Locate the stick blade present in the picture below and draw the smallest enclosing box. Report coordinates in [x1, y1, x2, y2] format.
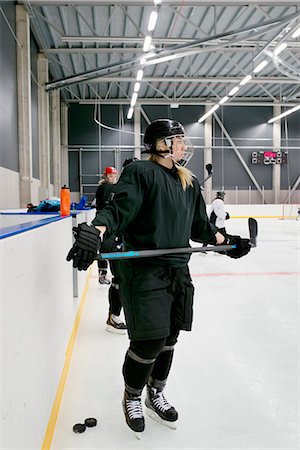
[248, 217, 258, 247]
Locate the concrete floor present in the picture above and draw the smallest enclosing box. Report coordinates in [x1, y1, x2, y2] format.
[51, 218, 300, 450]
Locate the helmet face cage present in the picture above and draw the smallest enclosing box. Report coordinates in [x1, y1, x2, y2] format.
[143, 119, 194, 167]
[163, 134, 194, 167]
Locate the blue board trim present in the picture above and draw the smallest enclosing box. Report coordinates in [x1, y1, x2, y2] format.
[0, 215, 70, 240]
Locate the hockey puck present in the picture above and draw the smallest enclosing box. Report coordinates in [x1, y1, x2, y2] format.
[84, 417, 97, 427]
[73, 423, 86, 433]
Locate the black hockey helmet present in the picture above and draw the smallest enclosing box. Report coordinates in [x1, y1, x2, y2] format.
[216, 191, 225, 200]
[143, 119, 193, 166]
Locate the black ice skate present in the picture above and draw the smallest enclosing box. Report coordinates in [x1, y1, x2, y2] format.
[122, 389, 145, 437]
[106, 313, 127, 334]
[145, 382, 178, 429]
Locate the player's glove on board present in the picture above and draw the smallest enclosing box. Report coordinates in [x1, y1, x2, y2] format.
[223, 234, 251, 259]
[66, 222, 101, 270]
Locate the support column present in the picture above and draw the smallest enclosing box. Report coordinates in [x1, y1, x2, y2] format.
[272, 104, 281, 204]
[134, 107, 141, 159]
[61, 102, 69, 187]
[50, 90, 61, 197]
[16, 5, 32, 207]
[37, 53, 50, 200]
[204, 105, 213, 204]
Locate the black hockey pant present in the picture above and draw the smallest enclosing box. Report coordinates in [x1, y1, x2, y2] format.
[108, 260, 122, 316]
[122, 328, 180, 394]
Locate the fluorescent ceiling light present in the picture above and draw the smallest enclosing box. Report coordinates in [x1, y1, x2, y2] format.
[134, 82, 141, 92]
[148, 11, 158, 32]
[253, 60, 268, 73]
[127, 107, 134, 120]
[198, 104, 220, 123]
[143, 35, 152, 52]
[144, 53, 178, 66]
[219, 96, 229, 105]
[130, 92, 138, 107]
[267, 104, 300, 123]
[136, 69, 144, 81]
[170, 103, 179, 109]
[292, 26, 300, 38]
[154, 0, 162, 5]
[274, 42, 287, 56]
[228, 86, 240, 96]
[240, 75, 252, 86]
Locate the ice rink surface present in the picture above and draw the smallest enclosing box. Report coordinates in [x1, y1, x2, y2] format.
[52, 218, 299, 450]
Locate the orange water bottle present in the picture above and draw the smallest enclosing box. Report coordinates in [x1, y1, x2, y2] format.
[60, 185, 70, 216]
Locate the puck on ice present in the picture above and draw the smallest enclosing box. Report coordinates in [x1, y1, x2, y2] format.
[73, 423, 86, 433]
[84, 417, 97, 427]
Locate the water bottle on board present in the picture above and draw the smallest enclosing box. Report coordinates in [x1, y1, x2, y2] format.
[60, 185, 70, 216]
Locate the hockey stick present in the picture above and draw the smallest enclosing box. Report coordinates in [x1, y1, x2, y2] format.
[97, 243, 236, 261]
[200, 163, 213, 185]
[248, 217, 258, 247]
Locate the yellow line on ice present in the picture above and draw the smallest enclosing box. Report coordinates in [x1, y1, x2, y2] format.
[41, 268, 91, 450]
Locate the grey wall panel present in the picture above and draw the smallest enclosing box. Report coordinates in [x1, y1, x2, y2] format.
[213, 107, 273, 190]
[68, 151, 79, 191]
[281, 149, 300, 190]
[68, 104, 99, 145]
[30, 35, 39, 179]
[0, 3, 18, 171]
[100, 105, 134, 147]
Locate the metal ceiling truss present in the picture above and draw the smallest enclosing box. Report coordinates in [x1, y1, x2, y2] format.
[21, 1, 300, 108]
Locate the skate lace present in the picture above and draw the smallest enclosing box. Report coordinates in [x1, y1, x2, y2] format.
[125, 398, 143, 420]
[152, 392, 171, 412]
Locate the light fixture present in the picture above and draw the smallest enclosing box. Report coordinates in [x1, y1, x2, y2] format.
[198, 104, 220, 123]
[292, 26, 300, 38]
[144, 53, 178, 66]
[136, 69, 144, 81]
[240, 75, 252, 86]
[127, 107, 134, 120]
[253, 60, 268, 73]
[170, 103, 179, 109]
[267, 104, 300, 123]
[134, 82, 141, 92]
[140, 57, 147, 65]
[154, 0, 162, 5]
[130, 92, 138, 107]
[143, 35, 152, 52]
[274, 42, 287, 56]
[147, 11, 158, 32]
[219, 96, 229, 105]
[228, 86, 240, 96]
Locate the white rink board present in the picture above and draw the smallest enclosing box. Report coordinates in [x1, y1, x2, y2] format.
[0, 217, 75, 449]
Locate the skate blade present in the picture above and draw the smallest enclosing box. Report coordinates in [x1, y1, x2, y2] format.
[146, 408, 177, 430]
[134, 431, 143, 440]
[105, 325, 126, 335]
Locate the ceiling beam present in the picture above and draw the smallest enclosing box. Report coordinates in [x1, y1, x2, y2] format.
[69, 98, 300, 106]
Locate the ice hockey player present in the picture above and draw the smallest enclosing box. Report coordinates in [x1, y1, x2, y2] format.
[209, 191, 230, 234]
[95, 166, 118, 284]
[66, 119, 251, 435]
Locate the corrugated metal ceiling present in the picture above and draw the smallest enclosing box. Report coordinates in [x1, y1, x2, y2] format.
[22, 1, 300, 106]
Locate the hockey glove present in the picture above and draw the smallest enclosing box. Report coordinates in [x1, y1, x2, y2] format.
[66, 222, 101, 270]
[223, 234, 251, 259]
[100, 234, 123, 253]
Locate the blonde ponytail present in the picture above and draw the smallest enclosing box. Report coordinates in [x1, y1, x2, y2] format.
[149, 154, 194, 190]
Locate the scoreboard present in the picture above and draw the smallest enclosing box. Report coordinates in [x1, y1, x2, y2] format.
[251, 151, 288, 165]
